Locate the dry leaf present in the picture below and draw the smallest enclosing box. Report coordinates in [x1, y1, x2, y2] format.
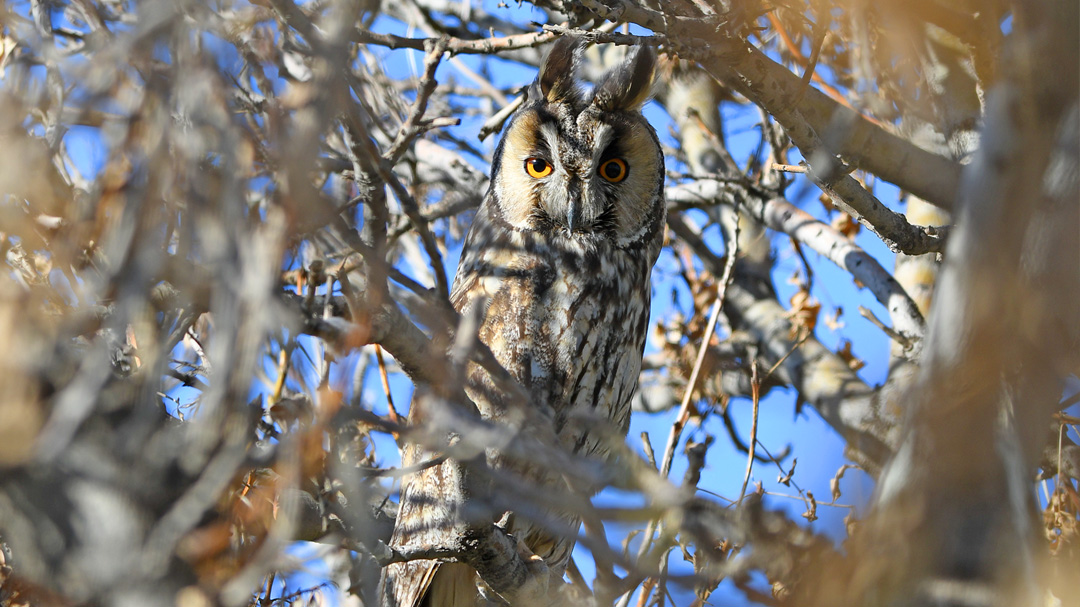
[831, 212, 860, 239]
[824, 306, 845, 331]
[836, 339, 865, 371]
[787, 286, 821, 339]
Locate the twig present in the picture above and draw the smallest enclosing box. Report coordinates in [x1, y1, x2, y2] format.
[772, 163, 807, 173]
[764, 10, 865, 122]
[541, 23, 662, 47]
[566, 558, 593, 598]
[762, 332, 812, 384]
[478, 94, 524, 141]
[790, 238, 814, 294]
[270, 347, 289, 406]
[343, 88, 451, 302]
[626, 218, 740, 604]
[641, 432, 658, 469]
[669, 180, 927, 349]
[262, 572, 276, 607]
[360, 454, 447, 478]
[341, 114, 391, 308]
[369, 140, 452, 301]
[720, 407, 788, 463]
[373, 542, 460, 567]
[738, 356, 761, 504]
[658, 221, 740, 479]
[786, 108, 950, 258]
[796, 12, 829, 102]
[761, 491, 854, 510]
[354, 26, 557, 55]
[375, 345, 401, 424]
[1057, 423, 1065, 491]
[385, 37, 452, 164]
[857, 305, 913, 349]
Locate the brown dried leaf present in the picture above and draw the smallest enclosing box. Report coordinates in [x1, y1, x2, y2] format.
[830, 464, 859, 502]
[787, 286, 821, 339]
[836, 339, 865, 371]
[819, 192, 835, 213]
[824, 306, 845, 331]
[778, 458, 798, 486]
[802, 491, 819, 522]
[831, 212, 860, 239]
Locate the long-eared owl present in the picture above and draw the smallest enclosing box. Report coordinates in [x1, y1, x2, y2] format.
[380, 37, 665, 607]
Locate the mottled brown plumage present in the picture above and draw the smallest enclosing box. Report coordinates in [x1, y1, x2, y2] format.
[381, 38, 664, 607]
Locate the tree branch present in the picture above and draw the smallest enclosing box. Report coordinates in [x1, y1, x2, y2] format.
[579, 0, 964, 210]
[668, 212, 897, 472]
[669, 181, 927, 352]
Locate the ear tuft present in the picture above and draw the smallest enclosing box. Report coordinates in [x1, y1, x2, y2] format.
[593, 44, 657, 111]
[536, 36, 583, 103]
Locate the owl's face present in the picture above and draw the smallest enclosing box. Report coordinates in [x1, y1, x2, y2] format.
[491, 38, 663, 247]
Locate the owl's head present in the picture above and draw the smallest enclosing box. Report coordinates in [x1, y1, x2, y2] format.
[491, 37, 664, 247]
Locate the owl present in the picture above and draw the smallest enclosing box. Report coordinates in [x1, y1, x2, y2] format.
[380, 37, 665, 607]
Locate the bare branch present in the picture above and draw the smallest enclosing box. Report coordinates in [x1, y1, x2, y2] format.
[668, 181, 927, 351]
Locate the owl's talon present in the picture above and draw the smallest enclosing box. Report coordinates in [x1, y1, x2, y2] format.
[504, 538, 548, 603]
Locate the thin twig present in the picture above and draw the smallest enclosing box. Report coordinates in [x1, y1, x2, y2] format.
[375, 345, 401, 425]
[658, 221, 740, 479]
[762, 10, 875, 123]
[270, 348, 289, 406]
[761, 491, 854, 510]
[790, 238, 815, 294]
[625, 219, 740, 605]
[720, 407, 788, 463]
[858, 305, 913, 349]
[360, 454, 447, 478]
[385, 37, 451, 165]
[478, 94, 524, 141]
[772, 163, 808, 173]
[354, 26, 557, 55]
[738, 355, 761, 504]
[762, 332, 812, 384]
[796, 12, 829, 101]
[541, 23, 662, 47]
[640, 432, 657, 469]
[262, 572, 276, 606]
[1058, 423, 1066, 491]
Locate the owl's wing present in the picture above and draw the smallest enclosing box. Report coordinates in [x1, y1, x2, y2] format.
[382, 197, 503, 607]
[380, 441, 479, 607]
[380, 554, 438, 607]
[384, 193, 548, 606]
[449, 192, 505, 311]
[380, 442, 437, 607]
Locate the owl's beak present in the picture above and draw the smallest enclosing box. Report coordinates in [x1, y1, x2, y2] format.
[566, 180, 584, 232]
[567, 199, 583, 232]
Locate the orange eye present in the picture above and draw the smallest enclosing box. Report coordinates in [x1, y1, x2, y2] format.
[525, 157, 553, 178]
[599, 158, 627, 183]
